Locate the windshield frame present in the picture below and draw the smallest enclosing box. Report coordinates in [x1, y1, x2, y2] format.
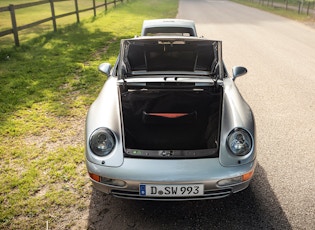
[117, 37, 224, 80]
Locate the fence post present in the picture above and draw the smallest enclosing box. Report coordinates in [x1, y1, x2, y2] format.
[114, 0, 117, 7]
[74, 0, 80, 23]
[306, 1, 310, 15]
[9, 4, 19, 46]
[93, 0, 96, 17]
[49, 0, 57, 32]
[105, 0, 108, 11]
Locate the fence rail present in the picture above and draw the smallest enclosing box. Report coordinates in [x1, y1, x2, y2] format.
[0, 0, 126, 46]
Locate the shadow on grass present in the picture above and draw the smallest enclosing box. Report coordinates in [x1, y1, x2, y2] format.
[0, 0, 179, 127]
[87, 163, 291, 229]
[0, 22, 121, 133]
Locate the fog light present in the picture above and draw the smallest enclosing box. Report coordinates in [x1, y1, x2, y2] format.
[217, 170, 254, 187]
[101, 177, 126, 187]
[217, 176, 242, 187]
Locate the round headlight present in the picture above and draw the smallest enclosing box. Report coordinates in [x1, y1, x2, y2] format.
[89, 128, 116, 156]
[227, 128, 252, 156]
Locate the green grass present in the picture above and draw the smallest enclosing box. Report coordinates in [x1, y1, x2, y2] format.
[0, 0, 178, 229]
[0, 0, 119, 46]
[233, 0, 315, 22]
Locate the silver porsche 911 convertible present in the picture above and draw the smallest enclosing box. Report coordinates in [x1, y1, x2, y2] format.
[85, 36, 256, 200]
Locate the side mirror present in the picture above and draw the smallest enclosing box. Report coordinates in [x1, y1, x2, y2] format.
[98, 63, 112, 76]
[232, 66, 247, 80]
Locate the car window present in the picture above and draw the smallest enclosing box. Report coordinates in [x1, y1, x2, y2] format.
[143, 27, 196, 37]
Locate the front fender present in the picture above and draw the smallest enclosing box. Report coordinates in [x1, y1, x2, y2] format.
[85, 77, 124, 167]
[219, 78, 256, 166]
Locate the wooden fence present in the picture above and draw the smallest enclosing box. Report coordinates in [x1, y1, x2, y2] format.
[0, 0, 127, 46]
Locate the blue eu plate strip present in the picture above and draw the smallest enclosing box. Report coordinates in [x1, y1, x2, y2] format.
[139, 184, 146, 196]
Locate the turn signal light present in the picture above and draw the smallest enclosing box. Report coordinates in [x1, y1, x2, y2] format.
[89, 172, 101, 182]
[242, 170, 254, 182]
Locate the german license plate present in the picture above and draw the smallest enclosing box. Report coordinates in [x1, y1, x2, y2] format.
[139, 184, 204, 197]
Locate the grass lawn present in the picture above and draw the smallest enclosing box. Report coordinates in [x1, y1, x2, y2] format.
[0, 0, 178, 229]
[0, 0, 119, 46]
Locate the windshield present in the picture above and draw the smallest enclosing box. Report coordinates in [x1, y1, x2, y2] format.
[143, 27, 195, 36]
[119, 38, 222, 78]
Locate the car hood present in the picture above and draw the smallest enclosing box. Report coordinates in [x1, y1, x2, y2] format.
[117, 37, 224, 80]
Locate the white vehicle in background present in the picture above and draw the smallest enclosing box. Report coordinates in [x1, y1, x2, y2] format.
[141, 19, 197, 37]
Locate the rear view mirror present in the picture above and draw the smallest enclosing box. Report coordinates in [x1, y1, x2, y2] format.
[232, 66, 247, 80]
[98, 63, 112, 76]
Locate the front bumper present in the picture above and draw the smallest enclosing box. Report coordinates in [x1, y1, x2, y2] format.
[86, 157, 256, 200]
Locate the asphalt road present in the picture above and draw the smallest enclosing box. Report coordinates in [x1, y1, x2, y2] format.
[85, 1, 315, 229]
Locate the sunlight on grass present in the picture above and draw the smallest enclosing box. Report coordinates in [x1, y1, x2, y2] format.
[0, 0, 116, 46]
[0, 0, 179, 228]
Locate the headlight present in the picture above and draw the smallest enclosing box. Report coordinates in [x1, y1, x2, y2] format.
[89, 128, 116, 156]
[227, 128, 252, 156]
